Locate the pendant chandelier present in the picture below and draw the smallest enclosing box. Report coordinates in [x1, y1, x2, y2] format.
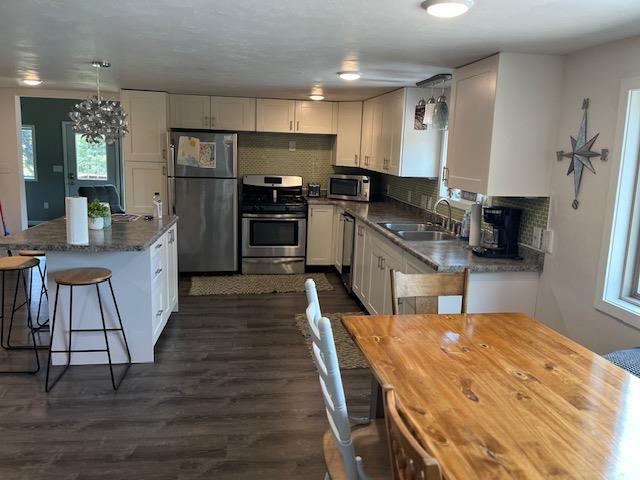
[69, 60, 128, 145]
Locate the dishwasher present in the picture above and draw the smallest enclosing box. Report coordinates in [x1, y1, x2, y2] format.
[340, 212, 356, 293]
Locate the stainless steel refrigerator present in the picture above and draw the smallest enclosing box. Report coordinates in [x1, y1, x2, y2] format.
[168, 131, 238, 272]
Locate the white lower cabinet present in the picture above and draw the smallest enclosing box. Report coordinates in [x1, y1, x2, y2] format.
[150, 226, 179, 344]
[306, 204, 336, 265]
[351, 222, 540, 317]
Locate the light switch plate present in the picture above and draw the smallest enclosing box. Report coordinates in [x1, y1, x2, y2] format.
[43, 202, 49, 209]
[288, 141, 296, 152]
[53, 165, 63, 173]
[532, 227, 543, 250]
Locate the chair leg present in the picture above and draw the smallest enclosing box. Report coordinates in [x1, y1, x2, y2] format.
[45, 284, 69, 392]
[97, 282, 129, 391]
[0, 269, 39, 375]
[35, 264, 49, 329]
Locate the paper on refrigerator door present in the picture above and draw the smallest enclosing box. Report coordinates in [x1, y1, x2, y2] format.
[199, 142, 216, 168]
[177, 136, 200, 167]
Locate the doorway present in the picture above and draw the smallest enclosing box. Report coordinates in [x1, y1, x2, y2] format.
[62, 122, 122, 197]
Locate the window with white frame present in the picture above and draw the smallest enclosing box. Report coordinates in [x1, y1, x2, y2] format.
[21, 125, 36, 181]
[596, 78, 640, 328]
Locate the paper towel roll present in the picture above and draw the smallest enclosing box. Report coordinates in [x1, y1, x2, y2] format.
[469, 203, 482, 247]
[65, 197, 89, 245]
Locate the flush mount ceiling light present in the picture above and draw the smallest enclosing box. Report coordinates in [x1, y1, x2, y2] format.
[421, 0, 474, 18]
[22, 79, 43, 86]
[69, 60, 129, 144]
[338, 71, 361, 81]
[309, 94, 325, 101]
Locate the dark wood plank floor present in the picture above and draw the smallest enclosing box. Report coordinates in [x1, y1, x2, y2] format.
[0, 272, 371, 479]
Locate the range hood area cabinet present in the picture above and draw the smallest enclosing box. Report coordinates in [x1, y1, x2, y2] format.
[169, 94, 256, 131]
[256, 99, 338, 134]
[446, 53, 564, 197]
[359, 88, 441, 178]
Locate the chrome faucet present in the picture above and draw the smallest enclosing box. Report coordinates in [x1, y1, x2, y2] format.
[433, 197, 452, 230]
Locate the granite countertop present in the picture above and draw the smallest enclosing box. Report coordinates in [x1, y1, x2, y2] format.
[307, 197, 543, 273]
[0, 216, 178, 253]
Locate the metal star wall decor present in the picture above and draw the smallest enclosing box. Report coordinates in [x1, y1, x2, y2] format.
[556, 98, 608, 209]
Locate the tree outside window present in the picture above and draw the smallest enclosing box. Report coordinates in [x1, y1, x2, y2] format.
[75, 134, 108, 180]
[21, 126, 36, 181]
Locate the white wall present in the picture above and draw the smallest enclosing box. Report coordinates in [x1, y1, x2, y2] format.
[536, 35, 640, 354]
[0, 88, 118, 233]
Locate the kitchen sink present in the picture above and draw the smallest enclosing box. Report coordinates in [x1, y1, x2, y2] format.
[378, 222, 438, 232]
[377, 222, 456, 241]
[396, 230, 456, 241]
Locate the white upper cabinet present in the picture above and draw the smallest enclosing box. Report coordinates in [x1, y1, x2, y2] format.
[210, 96, 256, 131]
[333, 101, 363, 167]
[169, 95, 210, 129]
[294, 101, 338, 134]
[361, 88, 440, 177]
[447, 52, 564, 196]
[121, 90, 168, 163]
[256, 99, 296, 133]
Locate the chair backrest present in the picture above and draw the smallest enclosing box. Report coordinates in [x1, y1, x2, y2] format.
[384, 387, 442, 480]
[78, 185, 125, 214]
[390, 269, 470, 315]
[305, 279, 359, 480]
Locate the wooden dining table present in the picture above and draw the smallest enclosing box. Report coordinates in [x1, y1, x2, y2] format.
[342, 312, 640, 479]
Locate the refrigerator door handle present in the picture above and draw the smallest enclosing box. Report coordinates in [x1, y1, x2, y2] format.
[168, 177, 176, 215]
[167, 132, 175, 178]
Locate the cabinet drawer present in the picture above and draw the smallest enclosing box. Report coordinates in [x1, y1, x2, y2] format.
[151, 272, 166, 329]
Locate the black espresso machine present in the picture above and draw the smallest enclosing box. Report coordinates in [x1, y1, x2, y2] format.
[472, 207, 522, 259]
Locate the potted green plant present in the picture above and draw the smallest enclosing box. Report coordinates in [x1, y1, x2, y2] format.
[87, 200, 109, 230]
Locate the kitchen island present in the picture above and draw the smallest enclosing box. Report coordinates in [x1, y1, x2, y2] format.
[0, 216, 178, 365]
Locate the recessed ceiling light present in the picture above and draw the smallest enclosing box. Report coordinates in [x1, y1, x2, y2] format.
[309, 94, 325, 101]
[22, 79, 43, 86]
[338, 71, 361, 81]
[421, 0, 474, 18]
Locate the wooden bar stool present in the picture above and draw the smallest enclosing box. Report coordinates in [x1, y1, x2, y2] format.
[45, 267, 131, 392]
[0, 256, 41, 374]
[18, 250, 48, 328]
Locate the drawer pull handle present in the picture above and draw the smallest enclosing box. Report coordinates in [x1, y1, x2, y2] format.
[155, 268, 163, 275]
[156, 309, 164, 317]
[155, 243, 163, 249]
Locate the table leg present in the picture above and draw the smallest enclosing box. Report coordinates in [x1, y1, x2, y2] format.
[369, 374, 384, 419]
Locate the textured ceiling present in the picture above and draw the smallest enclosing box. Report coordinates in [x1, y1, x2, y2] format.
[1, 0, 640, 100]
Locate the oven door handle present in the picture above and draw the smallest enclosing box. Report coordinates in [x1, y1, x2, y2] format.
[242, 213, 306, 219]
[242, 258, 304, 264]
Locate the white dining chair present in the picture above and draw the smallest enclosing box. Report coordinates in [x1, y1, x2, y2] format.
[304, 279, 390, 480]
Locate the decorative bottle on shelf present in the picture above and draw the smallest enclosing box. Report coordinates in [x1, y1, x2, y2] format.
[153, 192, 163, 219]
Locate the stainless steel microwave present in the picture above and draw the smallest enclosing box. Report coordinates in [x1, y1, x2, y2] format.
[327, 174, 371, 202]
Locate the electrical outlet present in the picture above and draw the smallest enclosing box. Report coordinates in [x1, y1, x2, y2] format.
[427, 196, 433, 210]
[43, 202, 49, 209]
[383, 184, 390, 195]
[407, 191, 412, 203]
[532, 227, 543, 249]
[543, 229, 555, 254]
[420, 194, 428, 210]
[288, 141, 296, 152]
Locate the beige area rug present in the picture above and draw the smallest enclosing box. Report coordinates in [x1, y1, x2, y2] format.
[189, 273, 333, 296]
[295, 312, 369, 370]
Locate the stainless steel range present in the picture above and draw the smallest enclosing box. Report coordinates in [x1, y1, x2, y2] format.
[241, 175, 307, 274]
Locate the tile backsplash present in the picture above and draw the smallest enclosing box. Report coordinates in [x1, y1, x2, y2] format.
[237, 133, 550, 249]
[238, 132, 335, 186]
[383, 176, 550, 248]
